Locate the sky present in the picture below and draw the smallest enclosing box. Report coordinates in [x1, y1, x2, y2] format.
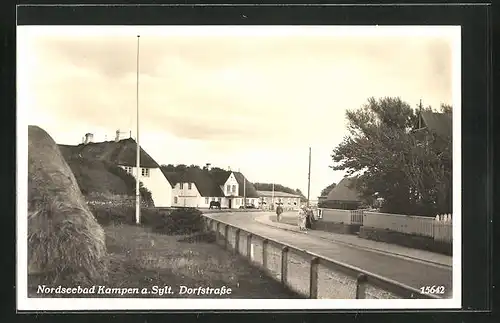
[17, 26, 458, 198]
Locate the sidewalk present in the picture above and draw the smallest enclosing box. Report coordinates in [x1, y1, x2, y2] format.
[255, 213, 452, 268]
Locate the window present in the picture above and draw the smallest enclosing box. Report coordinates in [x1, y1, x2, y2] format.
[226, 185, 231, 194]
[205, 197, 209, 204]
[232, 185, 236, 193]
[235, 199, 240, 205]
[174, 197, 178, 204]
[124, 166, 132, 174]
[217, 197, 221, 202]
[188, 183, 192, 190]
[141, 168, 150, 177]
[211, 197, 216, 201]
[180, 183, 184, 189]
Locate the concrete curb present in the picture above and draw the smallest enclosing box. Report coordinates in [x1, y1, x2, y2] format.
[255, 215, 452, 269]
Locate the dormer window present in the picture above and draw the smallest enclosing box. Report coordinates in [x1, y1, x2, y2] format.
[141, 168, 150, 177]
[180, 183, 184, 189]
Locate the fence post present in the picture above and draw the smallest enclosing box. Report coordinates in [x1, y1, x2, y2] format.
[262, 239, 269, 270]
[234, 229, 241, 254]
[309, 257, 319, 299]
[216, 222, 221, 245]
[355, 273, 368, 299]
[281, 246, 289, 285]
[224, 224, 229, 249]
[246, 234, 253, 260]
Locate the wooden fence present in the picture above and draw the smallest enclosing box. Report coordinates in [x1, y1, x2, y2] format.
[317, 208, 453, 243]
[202, 215, 440, 299]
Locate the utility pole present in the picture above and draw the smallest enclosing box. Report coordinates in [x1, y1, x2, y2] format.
[307, 147, 311, 207]
[243, 175, 246, 209]
[418, 99, 423, 129]
[135, 35, 141, 225]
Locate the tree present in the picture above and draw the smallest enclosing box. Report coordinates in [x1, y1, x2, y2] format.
[330, 96, 452, 216]
[320, 183, 337, 197]
[160, 164, 175, 172]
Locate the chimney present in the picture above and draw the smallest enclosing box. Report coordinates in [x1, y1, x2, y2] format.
[228, 166, 231, 171]
[205, 163, 211, 171]
[84, 133, 94, 145]
[115, 129, 120, 142]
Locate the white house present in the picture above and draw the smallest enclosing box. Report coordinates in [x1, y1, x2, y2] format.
[65, 131, 174, 207]
[163, 168, 259, 209]
[257, 190, 302, 211]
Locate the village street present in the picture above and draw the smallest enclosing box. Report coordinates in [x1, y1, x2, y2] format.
[206, 211, 453, 298]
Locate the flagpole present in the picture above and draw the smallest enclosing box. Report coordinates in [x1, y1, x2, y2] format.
[135, 35, 141, 225]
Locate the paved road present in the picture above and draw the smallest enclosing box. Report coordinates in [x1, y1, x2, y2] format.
[208, 212, 453, 298]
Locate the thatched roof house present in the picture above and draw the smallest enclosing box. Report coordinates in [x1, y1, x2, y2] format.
[59, 138, 159, 168]
[322, 177, 362, 210]
[420, 111, 452, 139]
[161, 168, 259, 198]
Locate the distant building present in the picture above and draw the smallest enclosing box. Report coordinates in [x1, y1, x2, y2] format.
[322, 177, 362, 210]
[256, 190, 301, 211]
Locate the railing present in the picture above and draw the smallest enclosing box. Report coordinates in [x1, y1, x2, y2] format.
[202, 215, 440, 299]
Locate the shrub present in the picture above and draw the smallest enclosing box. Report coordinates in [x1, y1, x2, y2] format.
[151, 208, 204, 235]
[89, 203, 171, 227]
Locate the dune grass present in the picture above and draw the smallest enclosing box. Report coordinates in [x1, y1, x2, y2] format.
[31, 223, 301, 299]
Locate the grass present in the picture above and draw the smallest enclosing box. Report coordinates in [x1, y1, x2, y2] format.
[30, 223, 301, 299]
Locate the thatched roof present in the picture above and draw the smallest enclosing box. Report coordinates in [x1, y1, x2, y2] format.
[234, 172, 260, 198]
[161, 168, 259, 198]
[420, 111, 452, 138]
[326, 177, 362, 202]
[58, 138, 159, 168]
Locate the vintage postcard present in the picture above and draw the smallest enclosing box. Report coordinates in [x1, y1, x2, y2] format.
[17, 24, 461, 310]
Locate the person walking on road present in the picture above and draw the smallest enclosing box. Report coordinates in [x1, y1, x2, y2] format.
[298, 205, 308, 232]
[276, 203, 284, 222]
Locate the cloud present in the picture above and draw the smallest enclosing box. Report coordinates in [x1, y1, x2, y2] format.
[18, 26, 456, 197]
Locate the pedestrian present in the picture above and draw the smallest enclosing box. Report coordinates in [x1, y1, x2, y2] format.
[276, 203, 284, 222]
[297, 205, 308, 232]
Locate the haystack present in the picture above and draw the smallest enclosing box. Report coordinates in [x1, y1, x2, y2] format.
[27, 125, 108, 288]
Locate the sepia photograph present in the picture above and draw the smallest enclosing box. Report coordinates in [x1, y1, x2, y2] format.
[17, 25, 461, 310]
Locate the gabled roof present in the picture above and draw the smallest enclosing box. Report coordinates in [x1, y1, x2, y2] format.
[162, 168, 260, 198]
[58, 138, 159, 168]
[233, 172, 259, 198]
[420, 111, 452, 138]
[257, 190, 301, 198]
[163, 168, 225, 197]
[326, 177, 362, 202]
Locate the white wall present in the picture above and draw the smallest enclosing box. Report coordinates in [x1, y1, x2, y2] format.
[171, 182, 202, 207]
[259, 196, 300, 210]
[120, 165, 172, 207]
[223, 172, 239, 197]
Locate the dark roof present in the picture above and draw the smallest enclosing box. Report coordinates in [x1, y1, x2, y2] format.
[163, 168, 225, 197]
[161, 171, 180, 189]
[58, 138, 159, 168]
[161, 168, 259, 198]
[233, 172, 259, 198]
[420, 111, 452, 138]
[326, 177, 362, 202]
